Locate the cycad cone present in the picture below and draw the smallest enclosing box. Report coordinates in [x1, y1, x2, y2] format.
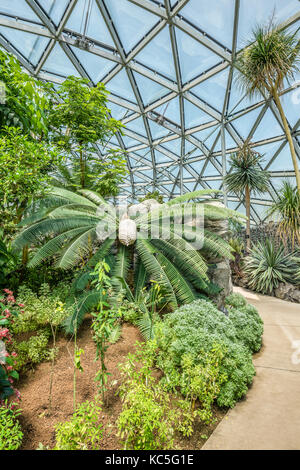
[118, 213, 137, 246]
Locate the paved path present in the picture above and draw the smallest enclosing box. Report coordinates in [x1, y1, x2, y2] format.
[202, 287, 300, 450]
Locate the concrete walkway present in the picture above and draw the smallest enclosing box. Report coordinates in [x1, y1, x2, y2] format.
[203, 287, 300, 450]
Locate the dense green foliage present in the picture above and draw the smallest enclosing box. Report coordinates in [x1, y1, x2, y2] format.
[10, 284, 71, 371]
[0, 405, 23, 450]
[243, 240, 300, 294]
[117, 342, 195, 449]
[155, 297, 262, 408]
[54, 399, 103, 450]
[48, 76, 126, 195]
[0, 127, 60, 234]
[14, 188, 242, 332]
[0, 48, 50, 136]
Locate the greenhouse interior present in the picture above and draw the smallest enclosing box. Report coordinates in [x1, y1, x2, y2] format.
[0, 0, 299, 453]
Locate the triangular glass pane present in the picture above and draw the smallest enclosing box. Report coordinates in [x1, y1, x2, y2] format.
[228, 70, 263, 114]
[253, 109, 284, 142]
[184, 99, 212, 129]
[190, 160, 205, 173]
[207, 179, 222, 190]
[175, 27, 221, 84]
[160, 138, 181, 155]
[238, 0, 300, 50]
[155, 151, 173, 164]
[181, 0, 234, 49]
[191, 68, 229, 110]
[251, 204, 268, 219]
[107, 101, 131, 121]
[43, 43, 81, 77]
[192, 125, 220, 147]
[231, 106, 263, 140]
[149, 120, 170, 140]
[281, 89, 300, 127]
[0, 27, 49, 66]
[136, 27, 176, 81]
[105, 0, 159, 53]
[154, 97, 181, 126]
[66, 0, 114, 47]
[124, 117, 146, 137]
[133, 71, 170, 106]
[0, 0, 41, 22]
[37, 0, 69, 26]
[106, 69, 137, 103]
[225, 130, 238, 149]
[203, 160, 220, 176]
[266, 142, 296, 172]
[122, 135, 142, 148]
[70, 46, 114, 83]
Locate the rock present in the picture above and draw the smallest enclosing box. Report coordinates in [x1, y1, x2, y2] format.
[209, 259, 233, 308]
[290, 288, 300, 303]
[274, 283, 294, 300]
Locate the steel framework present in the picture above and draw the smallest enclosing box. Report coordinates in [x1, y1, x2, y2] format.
[0, 0, 299, 223]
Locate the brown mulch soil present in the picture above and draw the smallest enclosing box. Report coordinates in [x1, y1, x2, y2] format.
[17, 319, 226, 450]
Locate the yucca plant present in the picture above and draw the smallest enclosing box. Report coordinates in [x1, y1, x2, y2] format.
[244, 239, 300, 294]
[13, 188, 243, 332]
[236, 21, 300, 191]
[224, 142, 271, 251]
[268, 180, 300, 249]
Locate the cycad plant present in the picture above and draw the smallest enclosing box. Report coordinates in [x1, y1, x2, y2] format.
[224, 142, 271, 251]
[14, 188, 243, 332]
[236, 21, 300, 191]
[268, 180, 300, 249]
[244, 239, 300, 294]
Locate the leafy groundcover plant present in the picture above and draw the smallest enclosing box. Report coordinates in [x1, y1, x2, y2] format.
[155, 294, 263, 408]
[0, 404, 23, 450]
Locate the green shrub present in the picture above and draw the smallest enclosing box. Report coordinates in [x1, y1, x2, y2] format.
[0, 405, 23, 450]
[225, 294, 264, 352]
[155, 298, 261, 408]
[10, 284, 71, 370]
[225, 293, 247, 309]
[54, 399, 103, 450]
[14, 330, 50, 370]
[117, 342, 194, 449]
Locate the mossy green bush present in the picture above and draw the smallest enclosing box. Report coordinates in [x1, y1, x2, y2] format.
[0, 406, 23, 450]
[155, 296, 263, 408]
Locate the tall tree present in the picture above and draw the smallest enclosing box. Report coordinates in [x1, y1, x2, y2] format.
[0, 127, 60, 237]
[0, 48, 51, 137]
[224, 142, 271, 252]
[236, 22, 300, 191]
[48, 76, 124, 191]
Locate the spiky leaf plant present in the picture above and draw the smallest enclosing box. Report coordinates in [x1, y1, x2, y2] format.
[243, 239, 300, 294]
[268, 180, 300, 249]
[236, 21, 300, 191]
[225, 142, 270, 251]
[14, 188, 243, 332]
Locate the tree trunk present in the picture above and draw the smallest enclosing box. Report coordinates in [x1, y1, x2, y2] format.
[245, 184, 251, 253]
[79, 146, 85, 189]
[272, 88, 300, 193]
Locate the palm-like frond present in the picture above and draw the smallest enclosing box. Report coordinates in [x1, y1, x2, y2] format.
[135, 238, 177, 309]
[64, 289, 101, 334]
[156, 252, 196, 304]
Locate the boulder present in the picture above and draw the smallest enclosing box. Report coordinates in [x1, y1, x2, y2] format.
[209, 259, 233, 308]
[274, 283, 294, 300]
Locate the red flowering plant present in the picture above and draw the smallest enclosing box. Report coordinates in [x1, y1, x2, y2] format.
[0, 289, 21, 404]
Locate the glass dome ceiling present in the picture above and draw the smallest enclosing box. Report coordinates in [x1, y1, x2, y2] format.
[0, 0, 299, 224]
